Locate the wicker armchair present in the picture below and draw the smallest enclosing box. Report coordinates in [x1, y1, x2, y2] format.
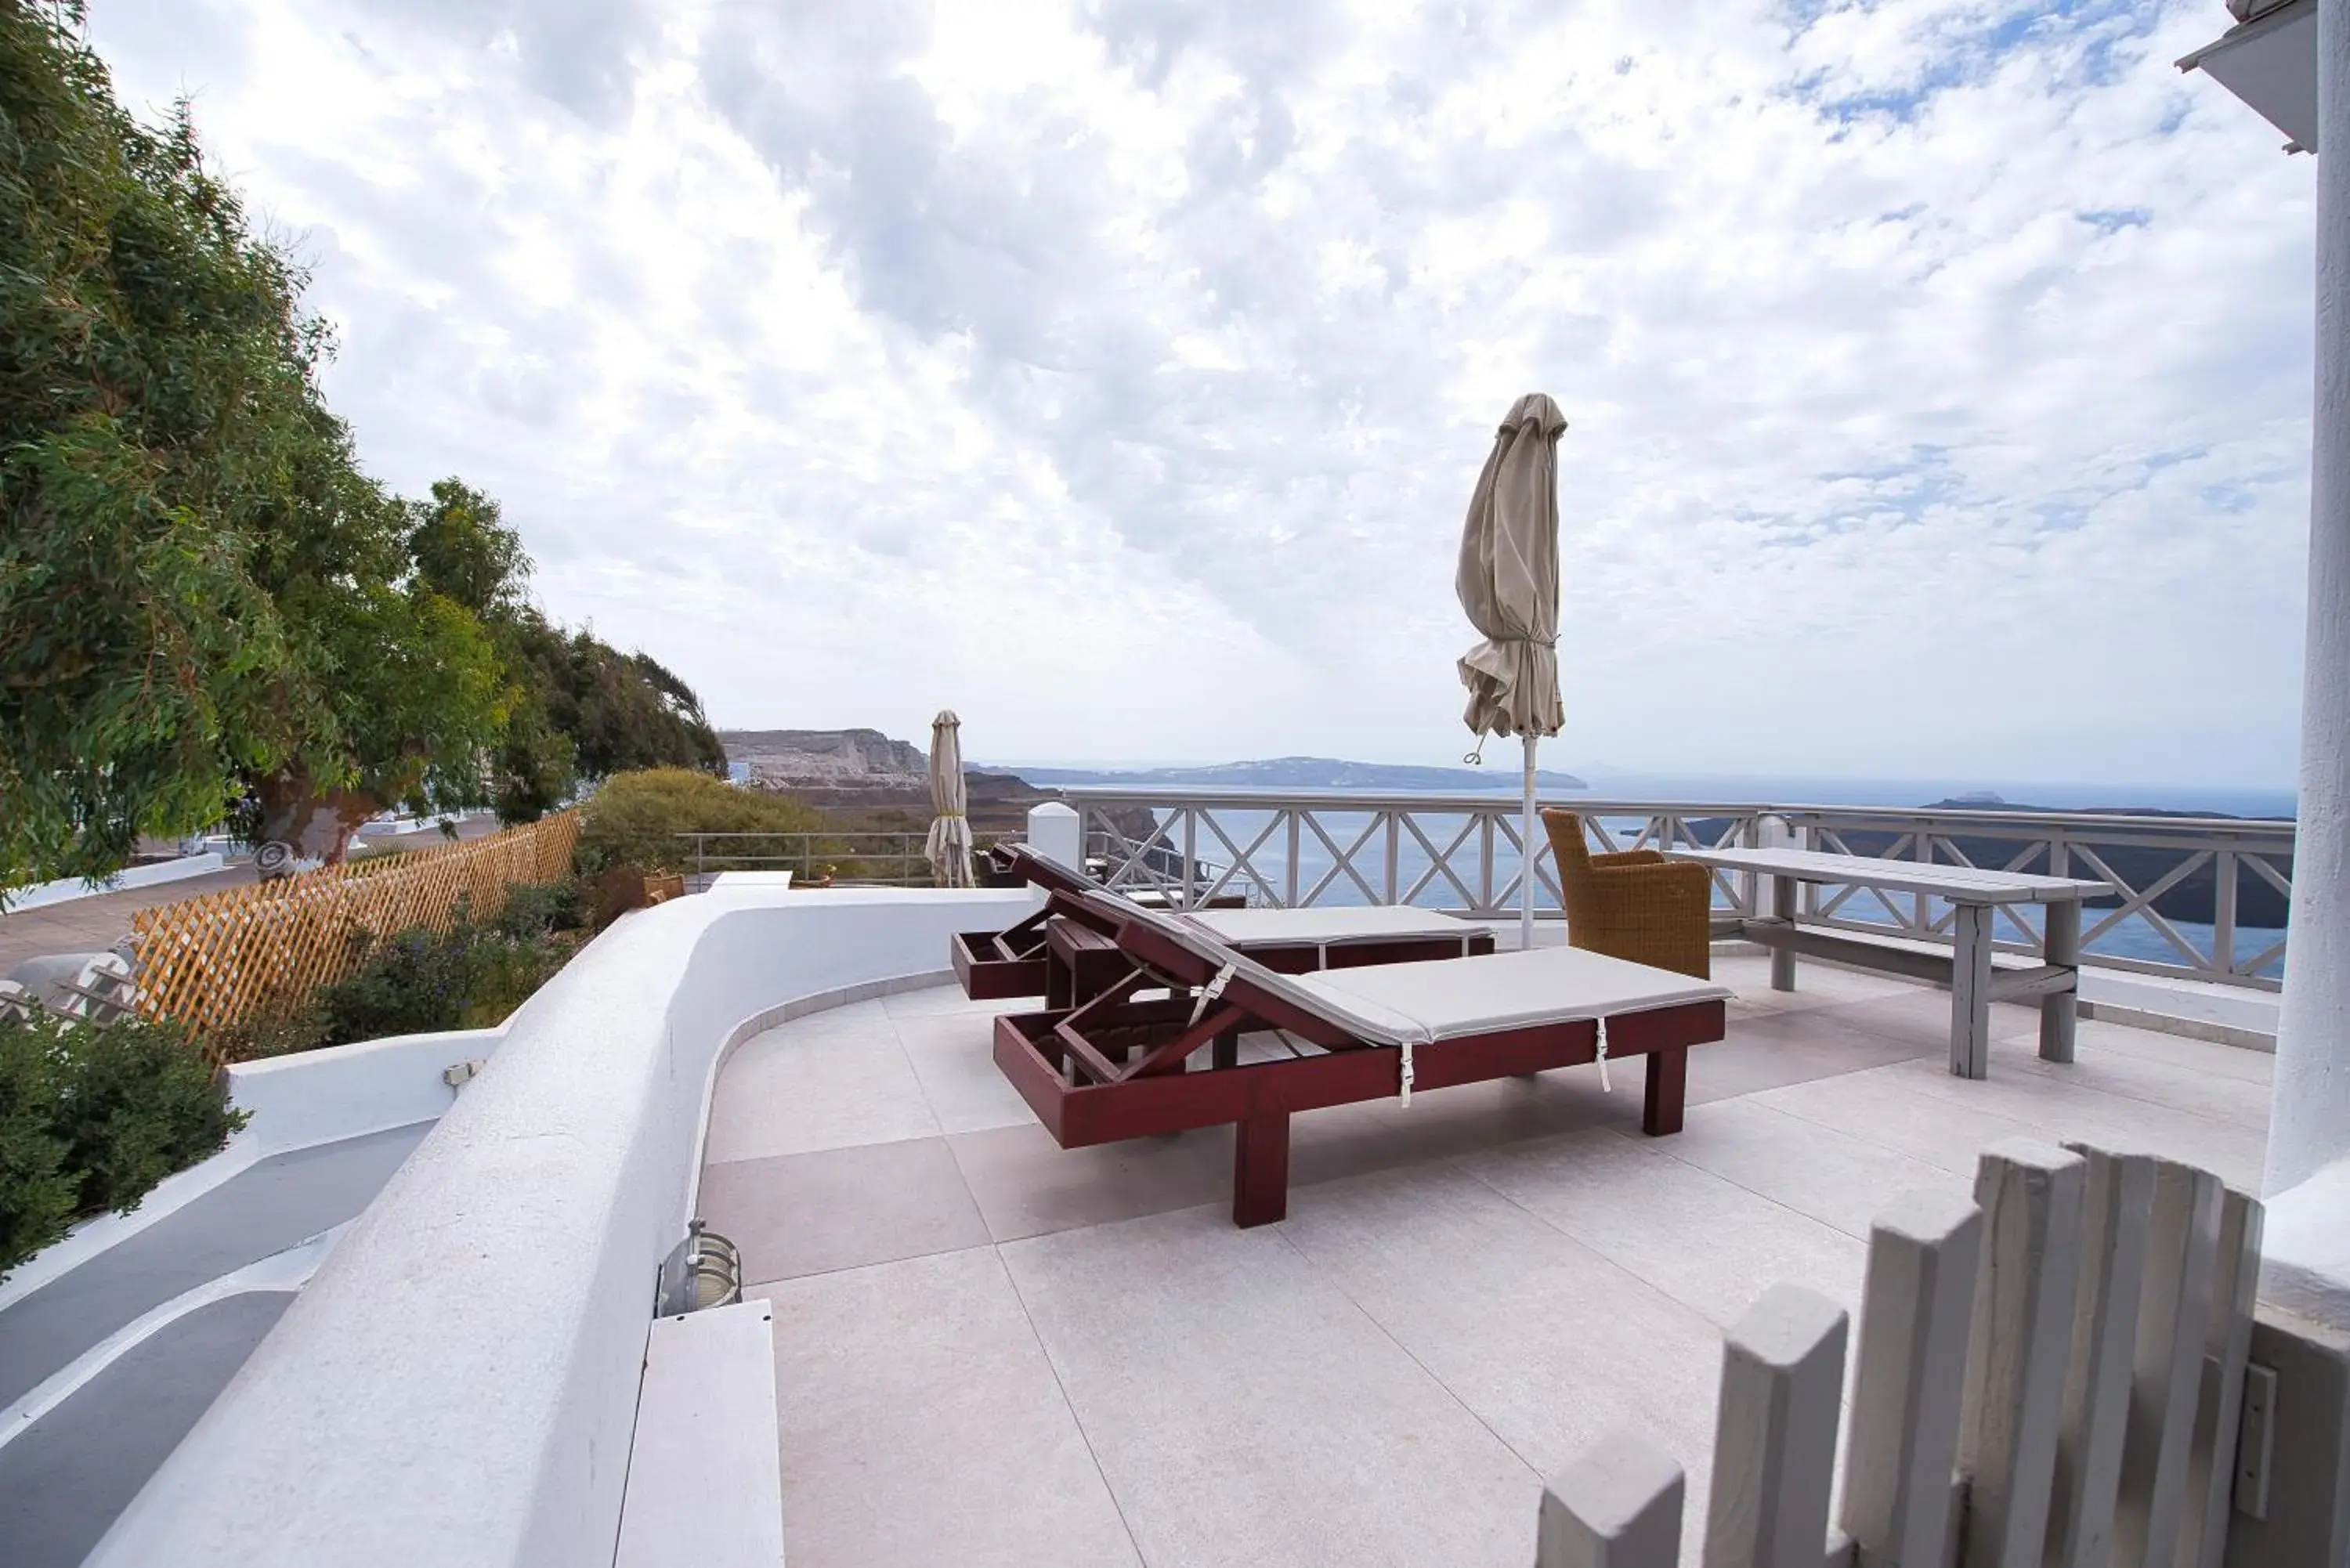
[1540, 809, 1714, 979]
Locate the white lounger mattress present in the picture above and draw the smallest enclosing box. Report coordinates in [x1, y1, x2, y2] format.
[1283, 945, 1730, 1046]
[1184, 905, 1493, 948]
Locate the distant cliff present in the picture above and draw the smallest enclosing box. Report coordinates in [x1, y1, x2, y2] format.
[717, 728, 1062, 837]
[719, 728, 927, 787]
[1009, 755, 1588, 792]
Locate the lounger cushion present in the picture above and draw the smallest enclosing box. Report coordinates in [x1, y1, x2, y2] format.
[1290, 945, 1730, 1046]
[1184, 906, 1495, 948]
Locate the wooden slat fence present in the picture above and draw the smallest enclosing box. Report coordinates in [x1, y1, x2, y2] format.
[1538, 1139, 2266, 1568]
[131, 811, 580, 1051]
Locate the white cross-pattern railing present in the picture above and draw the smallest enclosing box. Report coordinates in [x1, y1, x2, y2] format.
[1777, 807, 2294, 989]
[1536, 1142, 2266, 1568]
[1056, 790, 2295, 991]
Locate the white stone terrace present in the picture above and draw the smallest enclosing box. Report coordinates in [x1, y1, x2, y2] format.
[700, 952, 2269, 1568]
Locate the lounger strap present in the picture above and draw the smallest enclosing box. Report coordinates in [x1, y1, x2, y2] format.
[1188, 962, 1238, 1028]
[1398, 1040, 1415, 1107]
[1596, 1017, 1612, 1093]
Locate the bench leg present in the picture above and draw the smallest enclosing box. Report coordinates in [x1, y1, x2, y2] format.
[1770, 875, 1799, 992]
[2040, 900, 2081, 1064]
[1950, 903, 1994, 1080]
[1641, 1048, 1687, 1136]
[1233, 1111, 1291, 1227]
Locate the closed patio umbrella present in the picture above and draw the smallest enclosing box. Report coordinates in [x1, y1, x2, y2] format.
[1455, 392, 1567, 950]
[926, 710, 975, 889]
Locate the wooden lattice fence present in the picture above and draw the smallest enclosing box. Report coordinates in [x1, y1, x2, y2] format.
[132, 811, 580, 1048]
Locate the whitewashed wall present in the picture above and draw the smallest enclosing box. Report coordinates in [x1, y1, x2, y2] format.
[85, 883, 1031, 1568]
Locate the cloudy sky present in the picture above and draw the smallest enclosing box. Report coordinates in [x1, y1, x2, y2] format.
[91, 0, 2312, 789]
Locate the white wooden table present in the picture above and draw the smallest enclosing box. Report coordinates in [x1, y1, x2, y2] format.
[1665, 847, 2111, 1080]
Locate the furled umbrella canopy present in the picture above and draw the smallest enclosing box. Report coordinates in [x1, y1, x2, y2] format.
[926, 710, 975, 889]
[1456, 392, 1567, 743]
[1456, 392, 1567, 950]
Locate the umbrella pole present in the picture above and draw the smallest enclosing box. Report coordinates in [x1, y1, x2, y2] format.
[1522, 733, 1538, 951]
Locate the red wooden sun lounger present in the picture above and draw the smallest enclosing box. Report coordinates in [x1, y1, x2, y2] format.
[992, 891, 1730, 1227]
[951, 844, 1497, 1003]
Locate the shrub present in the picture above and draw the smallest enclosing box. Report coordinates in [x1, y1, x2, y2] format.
[309, 898, 582, 1046]
[0, 1025, 74, 1277]
[491, 876, 588, 941]
[47, 1015, 246, 1215]
[576, 768, 825, 876]
[205, 1002, 330, 1064]
[0, 1010, 246, 1281]
[206, 878, 585, 1063]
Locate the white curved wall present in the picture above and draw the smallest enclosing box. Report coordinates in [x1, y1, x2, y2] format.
[226, 1025, 504, 1152]
[88, 884, 1031, 1568]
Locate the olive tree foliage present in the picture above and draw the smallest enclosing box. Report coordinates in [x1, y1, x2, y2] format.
[0, 3, 504, 880]
[405, 479, 728, 827]
[0, 7, 725, 880]
[2, 2, 316, 886]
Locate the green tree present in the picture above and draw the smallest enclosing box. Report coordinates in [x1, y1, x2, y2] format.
[0, 9, 723, 876]
[402, 479, 725, 825]
[0, 5, 508, 880]
[0, 3, 320, 885]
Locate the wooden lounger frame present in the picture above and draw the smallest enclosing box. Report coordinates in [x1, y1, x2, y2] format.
[993, 901, 1726, 1227]
[952, 843, 1495, 1003]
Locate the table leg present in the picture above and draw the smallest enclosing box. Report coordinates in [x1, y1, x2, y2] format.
[1950, 903, 1994, 1081]
[1770, 874, 1799, 992]
[2040, 899, 2081, 1064]
[1232, 1111, 1290, 1227]
[1642, 1047, 1687, 1136]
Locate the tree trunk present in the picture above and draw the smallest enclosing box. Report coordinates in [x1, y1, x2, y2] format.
[251, 775, 383, 872]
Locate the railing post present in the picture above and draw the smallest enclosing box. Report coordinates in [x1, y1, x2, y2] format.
[1958, 1141, 2084, 1568]
[1182, 809, 1197, 912]
[2214, 847, 2239, 977]
[1284, 810, 1300, 908]
[1538, 1438, 1685, 1568]
[1384, 811, 1400, 905]
[1915, 829, 1934, 934]
[1703, 1283, 1846, 1568]
[1839, 1189, 1981, 1568]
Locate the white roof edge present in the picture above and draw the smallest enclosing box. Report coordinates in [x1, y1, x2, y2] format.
[2176, 0, 2314, 74]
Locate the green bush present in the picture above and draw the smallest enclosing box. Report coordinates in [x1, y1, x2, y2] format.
[310, 895, 581, 1046]
[47, 1015, 245, 1215]
[490, 876, 588, 940]
[0, 1025, 74, 1277]
[576, 768, 825, 876]
[0, 1011, 246, 1281]
[206, 879, 587, 1064]
[204, 1002, 330, 1064]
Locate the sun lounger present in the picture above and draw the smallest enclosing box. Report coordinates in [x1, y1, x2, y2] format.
[992, 891, 1730, 1227]
[952, 844, 1496, 1002]
[4, 952, 141, 1027]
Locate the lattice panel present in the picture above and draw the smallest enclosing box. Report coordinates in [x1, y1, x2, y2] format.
[132, 811, 580, 1058]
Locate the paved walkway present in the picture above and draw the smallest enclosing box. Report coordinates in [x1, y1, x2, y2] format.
[0, 865, 258, 975]
[0, 818, 508, 976]
[699, 955, 2270, 1568]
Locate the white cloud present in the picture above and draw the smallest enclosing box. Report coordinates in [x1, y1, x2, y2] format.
[89, 0, 2313, 789]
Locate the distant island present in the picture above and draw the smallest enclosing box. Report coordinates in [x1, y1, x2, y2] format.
[1004, 755, 1588, 793]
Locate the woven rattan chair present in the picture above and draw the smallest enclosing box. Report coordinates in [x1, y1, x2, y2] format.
[1541, 809, 1714, 980]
